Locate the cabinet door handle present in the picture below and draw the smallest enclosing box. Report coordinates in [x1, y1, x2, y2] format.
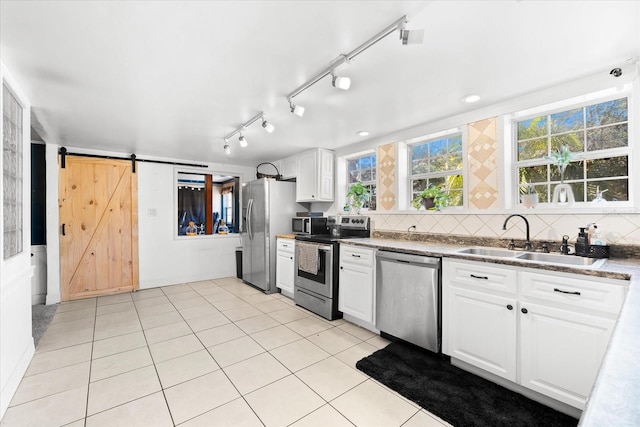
[506, 304, 513, 310]
[290, 257, 293, 260]
[62, 224, 66, 236]
[521, 308, 528, 314]
[470, 274, 488, 280]
[554, 288, 581, 296]
[340, 266, 343, 270]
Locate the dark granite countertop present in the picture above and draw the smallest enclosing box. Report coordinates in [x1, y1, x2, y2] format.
[340, 237, 638, 281]
[338, 236, 640, 426]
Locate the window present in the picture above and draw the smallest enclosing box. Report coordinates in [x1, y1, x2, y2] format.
[347, 153, 376, 210]
[409, 133, 464, 208]
[3, 83, 23, 259]
[515, 96, 629, 204]
[176, 171, 239, 236]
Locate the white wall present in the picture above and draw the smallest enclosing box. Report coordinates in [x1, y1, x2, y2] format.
[0, 62, 34, 419]
[137, 161, 253, 288]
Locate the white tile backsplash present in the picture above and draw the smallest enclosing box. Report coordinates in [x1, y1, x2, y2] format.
[372, 213, 640, 245]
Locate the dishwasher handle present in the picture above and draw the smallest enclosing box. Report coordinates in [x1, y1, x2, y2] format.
[376, 250, 440, 267]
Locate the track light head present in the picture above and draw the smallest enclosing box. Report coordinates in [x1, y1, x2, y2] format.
[262, 118, 275, 133]
[332, 74, 351, 90]
[239, 134, 248, 148]
[398, 21, 424, 45]
[290, 101, 305, 117]
[224, 143, 231, 155]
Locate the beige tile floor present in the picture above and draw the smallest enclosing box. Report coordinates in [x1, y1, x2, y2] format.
[1, 277, 450, 427]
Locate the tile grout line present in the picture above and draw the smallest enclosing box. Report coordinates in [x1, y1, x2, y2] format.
[136, 287, 178, 426]
[83, 296, 99, 424]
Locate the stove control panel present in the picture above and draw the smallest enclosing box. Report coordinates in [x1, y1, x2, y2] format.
[327, 215, 370, 230]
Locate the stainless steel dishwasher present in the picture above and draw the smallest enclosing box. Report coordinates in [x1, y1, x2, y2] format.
[375, 250, 441, 353]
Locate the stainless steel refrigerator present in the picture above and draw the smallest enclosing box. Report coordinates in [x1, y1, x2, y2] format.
[241, 179, 298, 294]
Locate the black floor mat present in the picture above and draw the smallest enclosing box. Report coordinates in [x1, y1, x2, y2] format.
[356, 342, 578, 427]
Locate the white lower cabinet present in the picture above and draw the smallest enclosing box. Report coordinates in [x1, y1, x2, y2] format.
[519, 301, 615, 408]
[276, 238, 295, 295]
[443, 258, 628, 410]
[447, 286, 517, 381]
[338, 245, 375, 324]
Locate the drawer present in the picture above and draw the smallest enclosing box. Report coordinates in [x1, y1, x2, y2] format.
[444, 259, 517, 295]
[520, 271, 627, 315]
[340, 245, 375, 267]
[277, 238, 295, 254]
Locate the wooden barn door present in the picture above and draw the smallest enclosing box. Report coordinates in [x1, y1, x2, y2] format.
[59, 157, 139, 301]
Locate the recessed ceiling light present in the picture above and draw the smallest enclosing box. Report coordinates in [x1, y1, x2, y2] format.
[356, 130, 370, 137]
[462, 94, 481, 103]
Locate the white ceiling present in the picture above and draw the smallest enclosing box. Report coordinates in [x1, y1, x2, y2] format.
[1, 1, 639, 166]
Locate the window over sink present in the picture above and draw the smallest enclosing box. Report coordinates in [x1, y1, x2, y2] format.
[511, 93, 631, 207]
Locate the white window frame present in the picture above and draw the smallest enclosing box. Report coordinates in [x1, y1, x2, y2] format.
[506, 86, 635, 210]
[1, 64, 30, 270]
[406, 127, 466, 210]
[345, 150, 377, 211]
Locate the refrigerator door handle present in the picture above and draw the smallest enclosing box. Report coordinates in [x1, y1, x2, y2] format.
[247, 198, 253, 240]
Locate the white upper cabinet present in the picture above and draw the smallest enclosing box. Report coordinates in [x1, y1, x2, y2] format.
[295, 148, 334, 202]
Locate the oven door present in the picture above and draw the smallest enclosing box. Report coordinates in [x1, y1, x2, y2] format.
[294, 242, 334, 298]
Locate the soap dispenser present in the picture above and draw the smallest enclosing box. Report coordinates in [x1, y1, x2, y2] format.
[575, 227, 588, 257]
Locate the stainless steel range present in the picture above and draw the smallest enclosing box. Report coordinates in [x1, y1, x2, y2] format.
[294, 216, 370, 320]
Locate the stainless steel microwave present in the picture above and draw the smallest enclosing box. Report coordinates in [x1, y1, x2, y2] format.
[292, 217, 328, 235]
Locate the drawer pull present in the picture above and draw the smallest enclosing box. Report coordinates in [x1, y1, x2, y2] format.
[351, 254, 361, 258]
[470, 274, 488, 280]
[554, 288, 581, 296]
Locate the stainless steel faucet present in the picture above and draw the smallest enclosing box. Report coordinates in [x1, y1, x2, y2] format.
[503, 214, 532, 251]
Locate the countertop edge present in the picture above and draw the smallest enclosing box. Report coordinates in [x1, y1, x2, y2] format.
[338, 237, 640, 425]
[339, 238, 635, 280]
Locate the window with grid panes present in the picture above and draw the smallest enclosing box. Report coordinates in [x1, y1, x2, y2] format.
[347, 153, 376, 210]
[3, 83, 24, 259]
[515, 97, 629, 204]
[409, 133, 464, 208]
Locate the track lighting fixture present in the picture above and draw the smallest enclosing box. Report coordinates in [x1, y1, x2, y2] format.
[398, 21, 425, 45]
[223, 111, 274, 153]
[332, 73, 351, 90]
[286, 15, 422, 111]
[289, 101, 305, 117]
[262, 118, 275, 133]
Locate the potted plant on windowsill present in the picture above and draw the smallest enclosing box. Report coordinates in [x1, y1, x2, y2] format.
[547, 145, 576, 205]
[412, 184, 451, 211]
[519, 180, 538, 208]
[345, 182, 370, 215]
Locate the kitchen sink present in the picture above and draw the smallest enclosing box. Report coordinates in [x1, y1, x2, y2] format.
[516, 252, 606, 267]
[457, 247, 520, 257]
